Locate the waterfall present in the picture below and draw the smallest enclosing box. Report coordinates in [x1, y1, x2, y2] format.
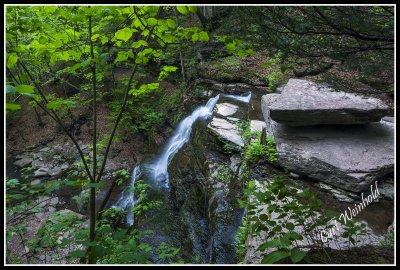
[113, 166, 141, 226]
[222, 91, 252, 103]
[114, 92, 252, 225]
[148, 94, 220, 188]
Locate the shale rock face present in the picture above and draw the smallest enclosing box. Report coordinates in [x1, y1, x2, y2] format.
[264, 79, 390, 126]
[261, 79, 394, 192]
[267, 119, 394, 192]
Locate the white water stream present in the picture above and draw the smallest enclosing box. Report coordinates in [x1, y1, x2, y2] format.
[114, 92, 252, 225]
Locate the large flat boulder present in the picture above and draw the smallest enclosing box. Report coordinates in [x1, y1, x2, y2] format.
[263, 79, 390, 126]
[265, 117, 394, 192]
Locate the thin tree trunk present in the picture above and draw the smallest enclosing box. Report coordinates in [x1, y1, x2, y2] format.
[96, 7, 163, 184]
[174, 8, 186, 82]
[88, 14, 97, 264]
[34, 107, 45, 127]
[261, 127, 267, 146]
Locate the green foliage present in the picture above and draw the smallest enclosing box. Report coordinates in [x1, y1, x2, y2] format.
[215, 35, 254, 57]
[131, 180, 162, 217]
[244, 132, 278, 164]
[7, 52, 18, 68]
[114, 169, 130, 185]
[114, 27, 134, 42]
[235, 215, 249, 263]
[378, 231, 394, 248]
[222, 143, 240, 155]
[338, 218, 368, 249]
[6, 102, 21, 111]
[157, 242, 183, 264]
[176, 6, 197, 15]
[158, 66, 178, 80]
[239, 175, 370, 264]
[260, 51, 292, 92]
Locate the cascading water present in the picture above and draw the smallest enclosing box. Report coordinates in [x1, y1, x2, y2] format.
[113, 166, 141, 225]
[222, 91, 252, 103]
[114, 91, 252, 225]
[148, 94, 220, 187]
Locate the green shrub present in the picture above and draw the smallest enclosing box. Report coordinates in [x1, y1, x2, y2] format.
[244, 134, 278, 164]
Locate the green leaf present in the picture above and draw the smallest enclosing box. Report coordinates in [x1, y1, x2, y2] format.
[47, 99, 76, 110]
[176, 6, 189, 15]
[44, 6, 57, 13]
[158, 66, 177, 80]
[199, 31, 209, 41]
[16, 85, 35, 94]
[7, 53, 18, 69]
[100, 36, 108, 45]
[8, 193, 24, 200]
[259, 214, 269, 221]
[288, 231, 303, 241]
[91, 33, 100, 41]
[257, 239, 281, 252]
[131, 40, 148, 49]
[262, 250, 290, 264]
[290, 248, 307, 263]
[114, 51, 134, 63]
[280, 234, 291, 247]
[286, 222, 295, 230]
[68, 250, 86, 258]
[226, 42, 236, 52]
[50, 52, 70, 64]
[191, 33, 199, 42]
[188, 6, 197, 13]
[6, 85, 16, 94]
[147, 18, 157, 26]
[115, 27, 133, 42]
[166, 19, 176, 28]
[38, 36, 48, 44]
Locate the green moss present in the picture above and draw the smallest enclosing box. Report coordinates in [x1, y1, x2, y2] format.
[212, 164, 232, 184]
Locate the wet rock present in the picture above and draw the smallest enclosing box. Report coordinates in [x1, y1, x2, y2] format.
[249, 120, 266, 133]
[38, 196, 59, 208]
[264, 117, 394, 193]
[262, 79, 390, 126]
[34, 167, 49, 177]
[31, 179, 42, 186]
[208, 117, 244, 147]
[379, 179, 394, 200]
[230, 156, 242, 175]
[289, 172, 300, 179]
[32, 159, 45, 169]
[318, 182, 360, 203]
[215, 103, 239, 117]
[39, 147, 51, 152]
[195, 78, 267, 95]
[226, 117, 240, 122]
[14, 157, 33, 168]
[48, 163, 69, 177]
[381, 116, 394, 128]
[15, 153, 33, 159]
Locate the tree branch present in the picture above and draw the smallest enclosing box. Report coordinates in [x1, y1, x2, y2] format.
[19, 61, 94, 182]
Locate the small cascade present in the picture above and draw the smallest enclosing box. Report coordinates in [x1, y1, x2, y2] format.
[114, 92, 252, 225]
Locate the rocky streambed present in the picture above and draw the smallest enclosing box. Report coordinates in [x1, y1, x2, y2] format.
[7, 78, 394, 264]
